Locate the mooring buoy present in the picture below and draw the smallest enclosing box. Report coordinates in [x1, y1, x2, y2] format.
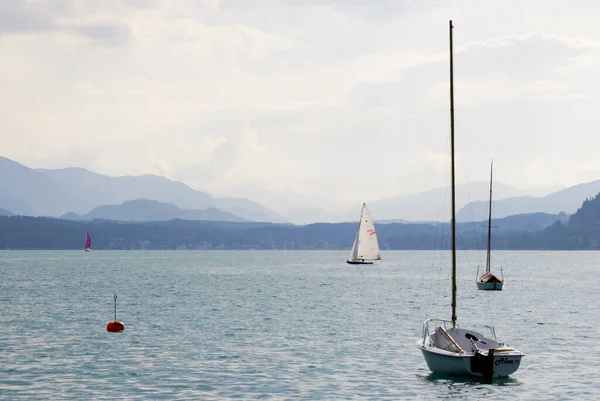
[107, 294, 125, 332]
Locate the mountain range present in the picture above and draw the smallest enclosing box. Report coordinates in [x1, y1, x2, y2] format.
[63, 199, 248, 222]
[0, 155, 598, 224]
[0, 209, 572, 250]
[456, 180, 600, 222]
[0, 156, 286, 222]
[275, 182, 593, 224]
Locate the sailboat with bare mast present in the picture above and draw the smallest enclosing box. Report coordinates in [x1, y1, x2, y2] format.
[476, 161, 504, 290]
[415, 21, 523, 379]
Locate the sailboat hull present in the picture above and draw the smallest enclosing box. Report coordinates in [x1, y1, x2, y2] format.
[346, 260, 374, 265]
[416, 341, 522, 378]
[476, 281, 502, 290]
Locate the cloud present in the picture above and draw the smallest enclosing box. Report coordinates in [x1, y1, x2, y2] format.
[0, 0, 131, 45]
[2, 0, 600, 212]
[0, 0, 55, 34]
[172, 123, 309, 194]
[457, 32, 597, 77]
[66, 23, 131, 46]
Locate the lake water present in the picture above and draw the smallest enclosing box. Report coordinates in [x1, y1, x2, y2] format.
[1, 250, 599, 400]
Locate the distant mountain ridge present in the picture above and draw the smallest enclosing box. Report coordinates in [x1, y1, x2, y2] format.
[280, 182, 532, 224]
[340, 181, 531, 223]
[64, 199, 248, 222]
[0, 157, 93, 216]
[0, 156, 286, 222]
[0, 209, 571, 250]
[457, 180, 600, 222]
[39, 166, 287, 222]
[568, 192, 600, 226]
[0, 208, 14, 216]
[2, 155, 599, 225]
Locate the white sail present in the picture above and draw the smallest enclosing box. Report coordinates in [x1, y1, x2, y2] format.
[348, 203, 380, 262]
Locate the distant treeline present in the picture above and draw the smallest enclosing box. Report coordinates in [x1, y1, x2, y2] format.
[0, 208, 598, 250]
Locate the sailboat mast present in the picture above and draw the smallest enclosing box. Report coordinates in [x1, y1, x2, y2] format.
[449, 20, 457, 329]
[486, 160, 493, 273]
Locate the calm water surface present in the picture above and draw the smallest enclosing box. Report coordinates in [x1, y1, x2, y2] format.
[1, 250, 599, 400]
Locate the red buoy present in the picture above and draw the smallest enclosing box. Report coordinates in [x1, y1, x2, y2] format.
[107, 294, 125, 332]
[107, 321, 125, 332]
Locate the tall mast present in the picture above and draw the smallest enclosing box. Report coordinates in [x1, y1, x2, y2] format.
[486, 160, 493, 273]
[449, 20, 457, 329]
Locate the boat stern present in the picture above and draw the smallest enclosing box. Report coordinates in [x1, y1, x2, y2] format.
[476, 281, 503, 290]
[486, 349, 524, 377]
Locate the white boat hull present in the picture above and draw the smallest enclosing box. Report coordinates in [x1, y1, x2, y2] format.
[416, 320, 523, 379]
[417, 341, 522, 378]
[476, 281, 502, 291]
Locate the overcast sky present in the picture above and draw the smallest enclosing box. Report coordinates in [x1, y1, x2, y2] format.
[2, 0, 600, 211]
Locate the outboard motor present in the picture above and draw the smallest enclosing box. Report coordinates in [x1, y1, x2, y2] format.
[471, 348, 495, 382]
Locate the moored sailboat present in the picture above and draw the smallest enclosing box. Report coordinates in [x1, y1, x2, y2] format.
[476, 160, 504, 290]
[415, 21, 523, 379]
[346, 203, 380, 264]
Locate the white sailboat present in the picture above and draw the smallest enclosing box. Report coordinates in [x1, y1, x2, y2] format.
[476, 161, 504, 290]
[346, 203, 380, 265]
[415, 21, 523, 379]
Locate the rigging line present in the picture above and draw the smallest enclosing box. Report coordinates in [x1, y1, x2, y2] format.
[424, 147, 451, 320]
[476, 284, 496, 331]
[430, 124, 453, 320]
[450, 103, 484, 269]
[457, 229, 476, 271]
[432, 151, 452, 319]
[432, 191, 451, 318]
[462, 173, 484, 268]
[424, 103, 456, 321]
[425, 201, 444, 319]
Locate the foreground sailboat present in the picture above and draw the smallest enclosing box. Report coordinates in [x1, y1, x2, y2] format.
[346, 203, 380, 264]
[476, 161, 504, 290]
[415, 21, 523, 379]
[85, 232, 92, 252]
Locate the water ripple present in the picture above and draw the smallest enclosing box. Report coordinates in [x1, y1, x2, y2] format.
[0, 250, 599, 399]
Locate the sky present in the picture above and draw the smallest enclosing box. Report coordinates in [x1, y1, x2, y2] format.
[2, 0, 600, 213]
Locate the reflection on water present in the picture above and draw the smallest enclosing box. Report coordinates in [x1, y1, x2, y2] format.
[416, 373, 522, 398]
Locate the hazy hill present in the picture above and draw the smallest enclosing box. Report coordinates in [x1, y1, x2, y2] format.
[457, 180, 600, 222]
[0, 208, 14, 216]
[332, 181, 528, 223]
[61, 212, 81, 220]
[220, 184, 339, 219]
[568, 192, 600, 225]
[210, 197, 286, 223]
[0, 198, 37, 216]
[39, 166, 286, 222]
[0, 210, 570, 250]
[76, 199, 248, 222]
[0, 156, 286, 222]
[39, 168, 213, 209]
[285, 206, 342, 224]
[467, 212, 569, 234]
[0, 157, 93, 215]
